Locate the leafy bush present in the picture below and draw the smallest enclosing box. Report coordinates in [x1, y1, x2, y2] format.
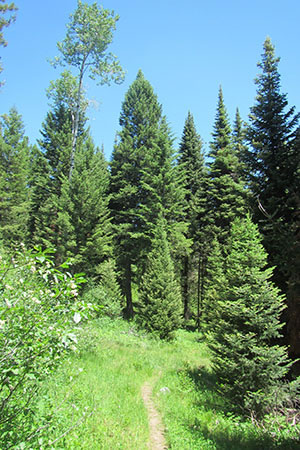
[0, 245, 94, 448]
[82, 259, 123, 318]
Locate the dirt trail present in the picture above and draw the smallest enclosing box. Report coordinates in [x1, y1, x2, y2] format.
[141, 381, 168, 450]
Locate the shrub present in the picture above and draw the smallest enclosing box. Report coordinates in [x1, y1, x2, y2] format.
[0, 245, 94, 447]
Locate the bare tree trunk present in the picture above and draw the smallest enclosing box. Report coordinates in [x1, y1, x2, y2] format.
[124, 260, 134, 319]
[69, 67, 84, 181]
[183, 256, 190, 320]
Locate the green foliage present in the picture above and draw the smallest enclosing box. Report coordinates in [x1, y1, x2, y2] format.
[110, 70, 187, 317]
[177, 111, 208, 322]
[206, 216, 294, 415]
[51, 0, 125, 179]
[0, 245, 94, 447]
[0, 107, 31, 245]
[82, 260, 123, 318]
[208, 87, 248, 247]
[0, 0, 17, 77]
[136, 217, 182, 340]
[30, 89, 112, 279]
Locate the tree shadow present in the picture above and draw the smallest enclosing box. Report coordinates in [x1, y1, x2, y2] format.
[185, 367, 299, 450]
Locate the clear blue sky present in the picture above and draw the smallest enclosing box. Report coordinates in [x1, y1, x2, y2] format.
[1, 0, 300, 160]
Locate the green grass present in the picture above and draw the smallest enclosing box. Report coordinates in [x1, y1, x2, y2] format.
[31, 318, 299, 449]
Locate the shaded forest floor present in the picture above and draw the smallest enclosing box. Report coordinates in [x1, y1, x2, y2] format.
[34, 318, 300, 449]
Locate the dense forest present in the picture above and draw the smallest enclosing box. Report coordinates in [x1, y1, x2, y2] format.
[0, 1, 299, 448]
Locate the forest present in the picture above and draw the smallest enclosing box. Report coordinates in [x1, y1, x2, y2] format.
[0, 1, 300, 448]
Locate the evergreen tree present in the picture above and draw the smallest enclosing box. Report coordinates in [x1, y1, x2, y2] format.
[177, 112, 207, 323]
[246, 37, 300, 368]
[65, 138, 113, 277]
[110, 70, 187, 318]
[0, 107, 31, 244]
[136, 215, 182, 339]
[207, 215, 291, 415]
[232, 108, 248, 183]
[208, 87, 247, 246]
[30, 78, 113, 279]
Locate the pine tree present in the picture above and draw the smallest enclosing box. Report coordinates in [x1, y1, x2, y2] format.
[208, 87, 247, 246]
[232, 108, 248, 183]
[30, 85, 113, 278]
[136, 215, 182, 339]
[247, 37, 300, 369]
[0, 107, 31, 245]
[177, 112, 207, 323]
[66, 137, 113, 277]
[110, 70, 187, 318]
[207, 215, 291, 415]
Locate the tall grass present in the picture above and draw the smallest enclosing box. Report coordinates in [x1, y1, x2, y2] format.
[31, 318, 299, 449]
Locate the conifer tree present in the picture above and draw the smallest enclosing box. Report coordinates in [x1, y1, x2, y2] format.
[247, 37, 300, 368]
[177, 112, 207, 322]
[110, 70, 187, 317]
[30, 77, 113, 279]
[136, 215, 182, 339]
[232, 108, 248, 182]
[207, 215, 291, 414]
[0, 107, 31, 244]
[208, 87, 247, 246]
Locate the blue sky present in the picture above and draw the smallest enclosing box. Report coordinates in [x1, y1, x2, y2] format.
[1, 0, 300, 160]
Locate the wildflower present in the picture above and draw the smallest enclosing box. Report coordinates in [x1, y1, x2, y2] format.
[0, 320, 5, 329]
[70, 281, 77, 290]
[19, 278, 24, 284]
[32, 297, 41, 304]
[30, 265, 36, 273]
[5, 285, 13, 290]
[71, 289, 78, 297]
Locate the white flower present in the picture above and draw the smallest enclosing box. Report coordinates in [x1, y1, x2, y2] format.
[71, 290, 78, 297]
[73, 312, 81, 324]
[0, 320, 5, 329]
[32, 297, 41, 304]
[30, 265, 36, 273]
[19, 278, 24, 284]
[70, 281, 77, 290]
[5, 285, 13, 290]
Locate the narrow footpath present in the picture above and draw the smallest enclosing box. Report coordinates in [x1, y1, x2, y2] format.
[141, 381, 168, 450]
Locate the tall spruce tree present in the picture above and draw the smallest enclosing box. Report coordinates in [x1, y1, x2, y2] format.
[30, 77, 113, 279]
[247, 37, 300, 369]
[208, 87, 247, 246]
[0, 107, 31, 245]
[207, 215, 291, 415]
[136, 215, 182, 339]
[177, 112, 207, 323]
[110, 70, 187, 318]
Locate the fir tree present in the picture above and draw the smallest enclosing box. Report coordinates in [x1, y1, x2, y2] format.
[110, 70, 187, 318]
[0, 107, 31, 245]
[247, 37, 300, 368]
[136, 215, 182, 339]
[208, 87, 247, 246]
[207, 215, 291, 415]
[177, 112, 207, 323]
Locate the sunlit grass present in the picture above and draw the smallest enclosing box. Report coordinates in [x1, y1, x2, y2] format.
[34, 318, 299, 449]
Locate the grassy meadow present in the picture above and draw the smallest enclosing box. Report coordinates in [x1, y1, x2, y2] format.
[31, 318, 299, 449]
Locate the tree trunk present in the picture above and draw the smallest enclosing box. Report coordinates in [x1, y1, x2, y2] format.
[124, 260, 134, 319]
[183, 256, 190, 320]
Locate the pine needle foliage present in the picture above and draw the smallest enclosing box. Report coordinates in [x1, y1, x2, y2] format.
[207, 215, 292, 415]
[136, 216, 182, 340]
